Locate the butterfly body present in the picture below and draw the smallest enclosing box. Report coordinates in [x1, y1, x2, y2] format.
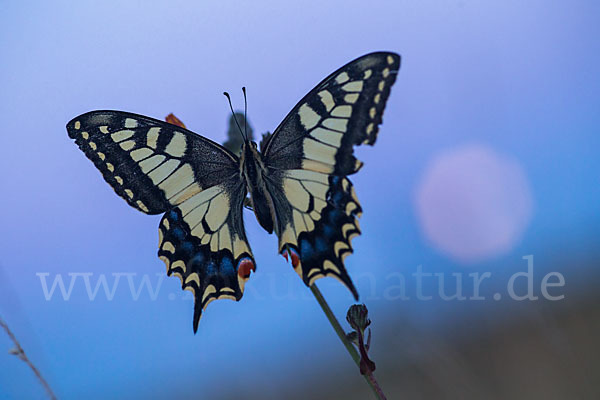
[67, 52, 401, 332]
[240, 141, 277, 234]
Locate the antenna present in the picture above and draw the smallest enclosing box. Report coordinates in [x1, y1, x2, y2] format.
[223, 91, 246, 141]
[242, 87, 248, 140]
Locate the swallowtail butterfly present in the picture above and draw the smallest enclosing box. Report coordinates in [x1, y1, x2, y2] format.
[67, 52, 401, 332]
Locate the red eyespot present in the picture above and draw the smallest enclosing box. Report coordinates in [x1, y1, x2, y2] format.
[237, 258, 255, 279]
[282, 247, 300, 268]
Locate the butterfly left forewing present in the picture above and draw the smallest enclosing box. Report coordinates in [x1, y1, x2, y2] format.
[67, 110, 239, 214]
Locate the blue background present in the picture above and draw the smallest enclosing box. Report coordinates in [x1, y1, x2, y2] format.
[1, 1, 599, 399]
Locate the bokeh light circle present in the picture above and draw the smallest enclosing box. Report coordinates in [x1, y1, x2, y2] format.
[415, 144, 533, 264]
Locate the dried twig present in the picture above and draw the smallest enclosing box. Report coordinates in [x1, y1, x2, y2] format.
[0, 316, 57, 400]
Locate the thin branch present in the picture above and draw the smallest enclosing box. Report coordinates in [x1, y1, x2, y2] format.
[309, 284, 387, 400]
[0, 316, 57, 400]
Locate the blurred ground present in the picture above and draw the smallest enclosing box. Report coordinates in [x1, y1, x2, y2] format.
[223, 274, 599, 399]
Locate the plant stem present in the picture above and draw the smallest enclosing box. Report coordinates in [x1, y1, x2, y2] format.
[309, 284, 387, 400]
[0, 316, 57, 400]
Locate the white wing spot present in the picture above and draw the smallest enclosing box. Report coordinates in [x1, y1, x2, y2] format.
[342, 81, 363, 92]
[284, 179, 311, 211]
[324, 260, 341, 274]
[387, 55, 394, 65]
[335, 72, 350, 84]
[148, 159, 180, 184]
[137, 200, 149, 212]
[115, 176, 124, 185]
[202, 284, 216, 302]
[147, 127, 161, 149]
[204, 192, 230, 231]
[334, 241, 350, 258]
[383, 68, 390, 78]
[125, 118, 138, 128]
[317, 90, 335, 112]
[369, 107, 376, 119]
[342, 223, 355, 237]
[172, 260, 186, 273]
[302, 139, 337, 165]
[378, 81, 385, 91]
[89, 142, 97, 151]
[374, 93, 381, 104]
[165, 131, 187, 157]
[311, 127, 343, 147]
[139, 154, 165, 173]
[99, 126, 109, 134]
[74, 121, 81, 130]
[363, 69, 372, 79]
[162, 241, 176, 254]
[111, 130, 134, 143]
[346, 201, 358, 215]
[331, 105, 352, 118]
[119, 140, 136, 151]
[322, 118, 348, 132]
[302, 159, 334, 174]
[159, 163, 196, 200]
[298, 104, 320, 130]
[82, 132, 89, 140]
[125, 189, 134, 199]
[344, 93, 359, 104]
[130, 147, 153, 162]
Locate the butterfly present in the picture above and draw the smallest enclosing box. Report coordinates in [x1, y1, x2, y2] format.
[67, 52, 401, 332]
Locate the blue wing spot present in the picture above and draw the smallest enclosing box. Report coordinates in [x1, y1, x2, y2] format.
[172, 227, 185, 240]
[332, 190, 344, 205]
[328, 209, 342, 224]
[323, 223, 335, 238]
[220, 257, 235, 275]
[180, 241, 195, 255]
[204, 261, 217, 277]
[300, 239, 314, 258]
[189, 252, 206, 268]
[315, 237, 328, 253]
[169, 210, 179, 221]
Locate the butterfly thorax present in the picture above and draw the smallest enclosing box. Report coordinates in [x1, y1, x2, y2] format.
[240, 141, 277, 234]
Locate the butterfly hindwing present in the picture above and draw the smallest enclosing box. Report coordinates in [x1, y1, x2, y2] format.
[157, 180, 255, 332]
[262, 52, 400, 297]
[66, 111, 239, 214]
[266, 170, 361, 298]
